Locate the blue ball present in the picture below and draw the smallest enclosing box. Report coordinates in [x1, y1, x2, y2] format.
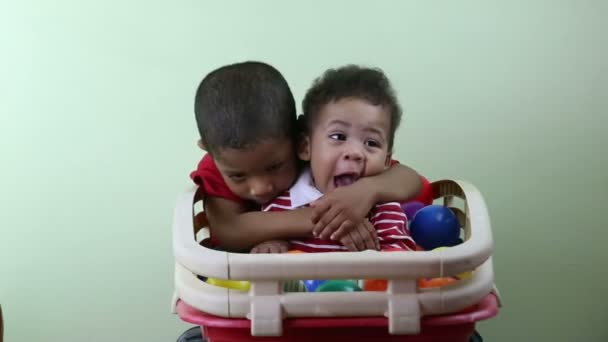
[303, 279, 327, 292]
[410, 205, 460, 250]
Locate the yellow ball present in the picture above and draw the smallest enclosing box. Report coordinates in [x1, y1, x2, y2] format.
[431, 247, 473, 280]
[207, 277, 251, 291]
[456, 271, 473, 280]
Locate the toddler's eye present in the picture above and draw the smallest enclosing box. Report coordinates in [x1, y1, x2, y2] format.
[366, 140, 381, 148]
[329, 133, 346, 141]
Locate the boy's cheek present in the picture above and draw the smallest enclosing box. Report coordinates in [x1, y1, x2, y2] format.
[282, 162, 299, 188]
[222, 178, 247, 199]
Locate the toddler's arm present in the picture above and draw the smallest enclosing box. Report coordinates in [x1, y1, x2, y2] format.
[371, 202, 417, 251]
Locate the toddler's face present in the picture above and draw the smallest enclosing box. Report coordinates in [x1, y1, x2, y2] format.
[300, 97, 391, 193]
[214, 138, 298, 204]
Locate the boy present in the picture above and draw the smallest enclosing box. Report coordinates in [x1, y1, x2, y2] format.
[190, 61, 426, 252]
[252, 65, 417, 253]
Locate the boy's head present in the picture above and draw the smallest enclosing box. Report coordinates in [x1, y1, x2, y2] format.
[299, 65, 402, 193]
[195, 61, 299, 204]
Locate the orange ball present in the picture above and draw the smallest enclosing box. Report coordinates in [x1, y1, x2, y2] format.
[418, 277, 458, 288]
[363, 279, 388, 291]
[287, 250, 305, 254]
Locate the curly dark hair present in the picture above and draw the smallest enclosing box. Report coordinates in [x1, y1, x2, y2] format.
[301, 65, 402, 152]
[194, 61, 297, 155]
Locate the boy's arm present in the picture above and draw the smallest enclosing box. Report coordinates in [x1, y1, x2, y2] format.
[204, 197, 314, 252]
[311, 163, 422, 240]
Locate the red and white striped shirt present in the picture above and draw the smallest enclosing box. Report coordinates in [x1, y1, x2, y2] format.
[262, 169, 417, 252]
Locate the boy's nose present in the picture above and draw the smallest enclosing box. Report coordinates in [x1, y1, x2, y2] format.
[250, 181, 273, 198]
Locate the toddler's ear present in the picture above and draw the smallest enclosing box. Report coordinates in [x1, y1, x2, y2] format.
[298, 135, 311, 161]
[197, 139, 207, 151]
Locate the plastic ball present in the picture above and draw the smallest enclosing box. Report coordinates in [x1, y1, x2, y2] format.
[401, 201, 426, 221]
[431, 247, 471, 279]
[410, 205, 460, 250]
[206, 278, 251, 291]
[287, 250, 306, 254]
[418, 277, 458, 288]
[316, 280, 362, 292]
[303, 279, 327, 292]
[363, 279, 388, 291]
[456, 271, 473, 280]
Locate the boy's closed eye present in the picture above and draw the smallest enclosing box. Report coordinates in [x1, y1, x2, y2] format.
[228, 173, 246, 183]
[266, 162, 284, 172]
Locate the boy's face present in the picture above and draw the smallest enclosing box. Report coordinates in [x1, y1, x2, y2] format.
[213, 138, 298, 205]
[299, 97, 392, 193]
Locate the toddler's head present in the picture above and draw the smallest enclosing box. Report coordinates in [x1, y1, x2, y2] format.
[299, 65, 402, 193]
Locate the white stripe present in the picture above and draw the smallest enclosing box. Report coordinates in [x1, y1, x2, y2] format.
[386, 235, 415, 241]
[377, 227, 403, 234]
[391, 243, 414, 251]
[373, 219, 405, 225]
[275, 196, 291, 201]
[289, 240, 348, 250]
[370, 211, 406, 220]
[263, 203, 294, 211]
[375, 202, 402, 209]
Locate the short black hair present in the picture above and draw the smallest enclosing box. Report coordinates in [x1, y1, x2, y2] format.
[194, 61, 297, 155]
[301, 65, 402, 152]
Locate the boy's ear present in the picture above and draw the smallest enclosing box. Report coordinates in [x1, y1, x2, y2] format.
[298, 135, 311, 161]
[197, 139, 207, 151]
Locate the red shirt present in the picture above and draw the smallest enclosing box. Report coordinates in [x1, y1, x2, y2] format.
[190, 154, 244, 203]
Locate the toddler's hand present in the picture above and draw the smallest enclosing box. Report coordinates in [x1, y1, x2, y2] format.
[250, 240, 290, 254]
[339, 219, 380, 252]
[310, 180, 375, 240]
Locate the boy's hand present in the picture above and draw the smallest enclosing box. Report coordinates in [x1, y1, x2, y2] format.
[339, 219, 380, 251]
[251, 240, 291, 254]
[194, 212, 209, 230]
[310, 178, 376, 240]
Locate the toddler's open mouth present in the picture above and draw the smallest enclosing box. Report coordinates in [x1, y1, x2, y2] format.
[333, 172, 360, 188]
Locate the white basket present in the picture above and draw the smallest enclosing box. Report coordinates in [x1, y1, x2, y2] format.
[172, 180, 496, 337]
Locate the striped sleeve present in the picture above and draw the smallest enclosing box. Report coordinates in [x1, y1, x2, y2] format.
[261, 193, 346, 252]
[262, 192, 293, 212]
[370, 202, 417, 251]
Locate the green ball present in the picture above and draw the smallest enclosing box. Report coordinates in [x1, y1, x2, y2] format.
[315, 280, 362, 292]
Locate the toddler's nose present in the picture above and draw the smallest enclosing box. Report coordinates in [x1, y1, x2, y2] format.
[343, 144, 364, 162]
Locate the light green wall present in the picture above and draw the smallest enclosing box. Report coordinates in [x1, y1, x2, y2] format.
[1, 1, 606, 341]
